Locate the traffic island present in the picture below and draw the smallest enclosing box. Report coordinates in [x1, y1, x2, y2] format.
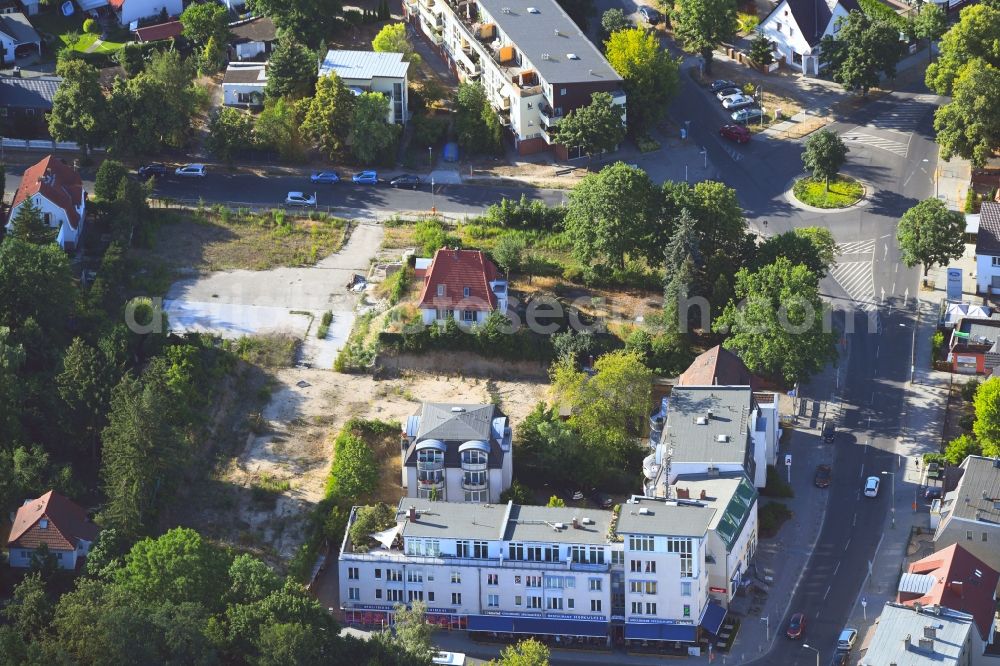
[792, 175, 865, 209]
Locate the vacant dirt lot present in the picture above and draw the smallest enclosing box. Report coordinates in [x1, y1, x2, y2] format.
[216, 369, 548, 560]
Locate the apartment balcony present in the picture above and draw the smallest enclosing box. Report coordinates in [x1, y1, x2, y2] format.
[418, 477, 445, 492]
[461, 460, 488, 472]
[417, 460, 444, 472]
[462, 477, 488, 491]
[538, 104, 562, 128]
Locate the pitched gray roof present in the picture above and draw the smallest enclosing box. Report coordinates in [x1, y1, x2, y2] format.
[223, 63, 267, 85]
[946, 455, 1000, 523]
[0, 13, 40, 45]
[976, 203, 1000, 256]
[478, 0, 621, 85]
[415, 403, 497, 441]
[229, 15, 276, 43]
[0, 75, 60, 109]
[858, 603, 973, 666]
[616, 497, 715, 538]
[319, 50, 410, 81]
[665, 387, 753, 464]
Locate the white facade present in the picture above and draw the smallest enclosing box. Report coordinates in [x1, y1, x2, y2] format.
[758, 0, 852, 76]
[5, 191, 84, 251]
[420, 279, 508, 326]
[975, 253, 1000, 295]
[222, 63, 266, 108]
[8, 538, 92, 570]
[318, 50, 409, 124]
[114, 0, 183, 26]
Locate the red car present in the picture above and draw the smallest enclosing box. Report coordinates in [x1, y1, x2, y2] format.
[814, 464, 832, 488]
[786, 612, 806, 639]
[720, 124, 751, 144]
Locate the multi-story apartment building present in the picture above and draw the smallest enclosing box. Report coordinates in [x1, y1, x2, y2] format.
[932, 456, 1000, 572]
[401, 403, 513, 503]
[404, 0, 625, 156]
[339, 496, 730, 644]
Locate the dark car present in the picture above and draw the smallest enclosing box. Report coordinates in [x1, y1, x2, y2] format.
[709, 79, 737, 92]
[822, 421, 836, 443]
[137, 163, 169, 178]
[786, 612, 806, 639]
[590, 490, 614, 508]
[814, 464, 832, 488]
[720, 124, 751, 144]
[390, 174, 422, 189]
[924, 486, 943, 501]
[638, 6, 661, 24]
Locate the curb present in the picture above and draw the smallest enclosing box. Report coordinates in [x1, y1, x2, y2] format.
[783, 175, 869, 214]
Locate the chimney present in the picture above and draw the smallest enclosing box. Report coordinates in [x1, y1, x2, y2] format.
[572, 518, 579, 529]
[914, 601, 923, 613]
[918, 637, 934, 651]
[903, 633, 912, 650]
[707, 409, 714, 420]
[707, 466, 720, 478]
[676, 487, 690, 499]
[949, 580, 963, 597]
[408, 506, 417, 522]
[923, 624, 937, 640]
[700, 489, 708, 500]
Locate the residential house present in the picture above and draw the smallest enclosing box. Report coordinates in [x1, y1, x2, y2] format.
[932, 456, 1000, 573]
[405, 0, 625, 156]
[0, 12, 40, 63]
[318, 50, 409, 124]
[676, 345, 764, 390]
[858, 603, 980, 666]
[671, 473, 758, 607]
[228, 15, 276, 61]
[133, 19, 182, 43]
[898, 544, 999, 658]
[0, 74, 59, 137]
[758, 0, 861, 76]
[975, 203, 1000, 295]
[222, 62, 266, 109]
[108, 0, 183, 27]
[417, 248, 508, 326]
[401, 402, 512, 503]
[5, 154, 86, 251]
[7, 490, 99, 570]
[947, 316, 1000, 375]
[338, 495, 728, 644]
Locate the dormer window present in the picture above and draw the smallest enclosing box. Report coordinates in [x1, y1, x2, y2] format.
[437, 284, 446, 296]
[464, 287, 471, 297]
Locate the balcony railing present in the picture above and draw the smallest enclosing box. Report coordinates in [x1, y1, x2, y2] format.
[462, 478, 488, 491]
[461, 461, 488, 472]
[418, 477, 445, 488]
[417, 461, 444, 472]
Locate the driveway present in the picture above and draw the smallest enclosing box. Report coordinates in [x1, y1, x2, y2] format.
[164, 223, 384, 368]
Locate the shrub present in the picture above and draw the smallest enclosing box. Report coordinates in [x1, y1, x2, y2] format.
[931, 330, 945, 361]
[94, 160, 129, 201]
[326, 431, 378, 502]
[761, 465, 794, 497]
[383, 266, 411, 305]
[961, 378, 981, 402]
[83, 18, 100, 34]
[413, 219, 449, 257]
[737, 11, 760, 33]
[500, 480, 534, 504]
[317, 311, 333, 339]
[482, 195, 565, 230]
[250, 472, 291, 507]
[964, 188, 978, 214]
[349, 503, 395, 552]
[759, 501, 792, 536]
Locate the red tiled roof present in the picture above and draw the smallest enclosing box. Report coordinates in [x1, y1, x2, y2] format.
[8, 490, 99, 552]
[677, 345, 762, 389]
[417, 248, 501, 312]
[899, 544, 1000, 640]
[9, 155, 82, 229]
[134, 20, 182, 43]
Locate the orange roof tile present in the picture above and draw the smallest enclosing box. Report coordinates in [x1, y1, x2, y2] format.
[417, 248, 501, 312]
[9, 155, 83, 229]
[8, 490, 99, 552]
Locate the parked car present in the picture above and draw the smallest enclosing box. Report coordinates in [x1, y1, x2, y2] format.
[719, 124, 751, 144]
[137, 163, 168, 178]
[721, 94, 754, 109]
[390, 174, 422, 189]
[715, 86, 742, 101]
[564, 488, 584, 501]
[709, 79, 737, 92]
[785, 612, 806, 639]
[175, 164, 206, 177]
[814, 464, 831, 488]
[353, 171, 378, 184]
[310, 171, 340, 184]
[731, 107, 765, 124]
[822, 421, 836, 443]
[927, 462, 944, 480]
[837, 628, 858, 651]
[864, 476, 880, 498]
[924, 486, 943, 501]
[590, 490, 613, 509]
[285, 191, 316, 207]
[638, 6, 661, 24]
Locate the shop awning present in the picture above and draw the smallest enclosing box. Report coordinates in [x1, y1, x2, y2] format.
[624, 622, 696, 642]
[467, 615, 607, 637]
[700, 602, 727, 636]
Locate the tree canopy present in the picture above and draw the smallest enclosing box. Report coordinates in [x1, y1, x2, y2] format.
[801, 130, 849, 189]
[249, 0, 344, 48]
[672, 0, 738, 72]
[973, 377, 1000, 458]
[455, 82, 503, 156]
[820, 10, 904, 95]
[756, 227, 837, 278]
[926, 4, 1000, 96]
[490, 638, 551, 665]
[896, 198, 965, 275]
[180, 1, 230, 44]
[8, 199, 54, 245]
[49, 59, 106, 153]
[933, 61, 1000, 167]
[604, 28, 680, 135]
[552, 91, 625, 158]
[264, 35, 318, 100]
[349, 92, 400, 165]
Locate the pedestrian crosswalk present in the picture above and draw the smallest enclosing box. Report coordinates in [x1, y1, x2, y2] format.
[866, 101, 932, 133]
[840, 132, 909, 157]
[720, 143, 744, 163]
[836, 240, 876, 256]
[830, 240, 876, 312]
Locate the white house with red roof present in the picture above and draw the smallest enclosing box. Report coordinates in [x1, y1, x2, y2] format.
[417, 248, 508, 326]
[108, 0, 183, 27]
[7, 490, 99, 570]
[5, 155, 86, 251]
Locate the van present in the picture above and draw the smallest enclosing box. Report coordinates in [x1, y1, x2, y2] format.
[432, 652, 467, 666]
[837, 628, 858, 651]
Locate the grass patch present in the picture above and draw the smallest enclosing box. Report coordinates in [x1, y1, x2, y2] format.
[31, 12, 125, 55]
[317, 311, 333, 339]
[759, 501, 793, 538]
[250, 472, 292, 508]
[736, 11, 760, 33]
[636, 135, 661, 153]
[334, 312, 377, 372]
[793, 175, 863, 209]
[380, 265, 412, 305]
[228, 334, 299, 368]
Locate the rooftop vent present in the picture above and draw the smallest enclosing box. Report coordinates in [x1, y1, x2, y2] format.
[638, 507, 651, 515]
[716, 434, 729, 443]
[451, 406, 465, 412]
[924, 625, 938, 640]
[567, 53, 579, 59]
[554, 522, 566, 530]
[527, 6, 539, 12]
[696, 416, 709, 425]
[501, 6, 511, 12]
[581, 517, 593, 525]
[541, 53, 550, 60]
[553, 28, 559, 35]
[917, 638, 934, 650]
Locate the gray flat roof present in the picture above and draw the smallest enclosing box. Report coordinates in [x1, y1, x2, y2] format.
[617, 497, 715, 538]
[0, 75, 59, 109]
[223, 63, 267, 85]
[858, 603, 972, 666]
[478, 0, 621, 85]
[319, 49, 409, 81]
[504, 504, 613, 545]
[665, 387, 752, 464]
[948, 455, 1000, 523]
[672, 473, 757, 548]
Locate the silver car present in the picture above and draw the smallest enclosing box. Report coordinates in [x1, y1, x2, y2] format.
[285, 191, 317, 207]
[174, 163, 206, 177]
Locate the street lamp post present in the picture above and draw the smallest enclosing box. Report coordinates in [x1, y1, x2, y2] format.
[802, 644, 819, 666]
[882, 471, 896, 527]
[701, 147, 707, 169]
[760, 615, 769, 642]
[428, 146, 433, 168]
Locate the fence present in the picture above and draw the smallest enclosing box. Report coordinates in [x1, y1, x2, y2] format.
[1, 138, 106, 153]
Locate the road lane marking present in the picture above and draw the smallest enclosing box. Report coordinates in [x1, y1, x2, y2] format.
[876, 345, 879, 358]
[852, 513, 857, 526]
[840, 132, 908, 156]
[833, 562, 840, 576]
[823, 585, 831, 600]
[844, 537, 852, 551]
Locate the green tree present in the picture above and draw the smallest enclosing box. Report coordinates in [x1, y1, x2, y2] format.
[713, 258, 837, 384]
[914, 3, 947, 63]
[199, 35, 225, 75]
[264, 35, 317, 100]
[749, 32, 774, 65]
[206, 107, 256, 164]
[896, 198, 965, 276]
[117, 42, 146, 76]
[389, 601, 434, 663]
[3, 574, 52, 641]
[756, 227, 837, 278]
[248, 0, 344, 49]
[552, 91, 625, 159]
[328, 431, 378, 502]
[256, 622, 330, 665]
[49, 59, 106, 154]
[56, 338, 112, 461]
[601, 8, 630, 36]
[180, 1, 230, 44]
[490, 638, 551, 666]
[564, 162, 657, 268]
[801, 130, 849, 190]
[933, 61, 1000, 167]
[604, 28, 680, 135]
[672, 0, 738, 73]
[348, 503, 395, 551]
[973, 377, 1000, 458]
[455, 82, 502, 156]
[349, 92, 400, 165]
[493, 233, 527, 275]
[820, 11, 904, 95]
[94, 159, 129, 201]
[926, 4, 1000, 95]
[8, 199, 54, 245]
[228, 554, 283, 605]
[371, 22, 421, 65]
[301, 74, 356, 158]
[944, 434, 980, 465]
[0, 239, 74, 337]
[546, 495, 566, 507]
[108, 51, 198, 153]
[257, 97, 309, 162]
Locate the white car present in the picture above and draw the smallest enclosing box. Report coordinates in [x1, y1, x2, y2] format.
[285, 191, 316, 207]
[721, 93, 754, 109]
[175, 164, 206, 177]
[863, 476, 880, 497]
